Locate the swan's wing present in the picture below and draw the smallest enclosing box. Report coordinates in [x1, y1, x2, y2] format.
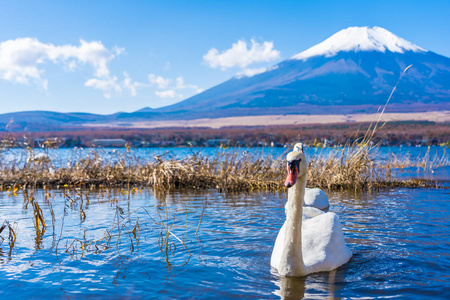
[303, 206, 325, 220]
[302, 212, 352, 273]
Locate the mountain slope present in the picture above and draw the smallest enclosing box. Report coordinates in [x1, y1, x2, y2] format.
[158, 26, 450, 117]
[1, 26, 449, 130]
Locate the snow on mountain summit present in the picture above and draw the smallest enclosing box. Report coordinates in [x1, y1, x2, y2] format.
[292, 26, 427, 61]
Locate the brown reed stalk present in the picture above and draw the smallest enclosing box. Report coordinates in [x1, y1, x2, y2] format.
[0, 64, 447, 194]
[0, 145, 445, 192]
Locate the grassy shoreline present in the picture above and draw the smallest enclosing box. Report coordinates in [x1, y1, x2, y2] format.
[0, 145, 447, 264]
[0, 145, 448, 192]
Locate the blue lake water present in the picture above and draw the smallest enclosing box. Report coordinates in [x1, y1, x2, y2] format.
[0, 187, 449, 299]
[1, 145, 448, 167]
[0, 146, 449, 298]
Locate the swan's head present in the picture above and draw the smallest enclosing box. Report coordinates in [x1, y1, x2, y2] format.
[293, 142, 303, 152]
[284, 145, 307, 188]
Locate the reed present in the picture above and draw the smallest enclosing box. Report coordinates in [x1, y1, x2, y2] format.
[0, 144, 446, 265]
[0, 220, 16, 256]
[0, 66, 448, 191]
[0, 144, 447, 192]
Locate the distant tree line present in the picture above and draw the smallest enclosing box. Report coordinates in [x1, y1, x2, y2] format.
[1, 121, 449, 148]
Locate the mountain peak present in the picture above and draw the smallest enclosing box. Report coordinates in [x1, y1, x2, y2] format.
[292, 26, 427, 61]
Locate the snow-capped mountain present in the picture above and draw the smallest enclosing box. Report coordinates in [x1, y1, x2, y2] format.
[1, 26, 449, 130]
[157, 26, 450, 117]
[292, 26, 426, 60]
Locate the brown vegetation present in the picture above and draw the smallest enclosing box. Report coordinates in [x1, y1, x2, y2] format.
[0, 144, 447, 192]
[1, 120, 448, 148]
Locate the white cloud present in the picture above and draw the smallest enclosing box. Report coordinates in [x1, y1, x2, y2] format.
[148, 74, 203, 100]
[84, 72, 202, 99]
[84, 76, 121, 99]
[64, 40, 114, 78]
[0, 38, 51, 88]
[155, 90, 182, 99]
[175, 76, 185, 89]
[123, 72, 147, 97]
[203, 39, 280, 70]
[235, 65, 279, 79]
[0, 37, 204, 100]
[112, 45, 125, 56]
[0, 37, 121, 93]
[66, 60, 77, 71]
[175, 76, 203, 93]
[148, 74, 172, 89]
[236, 67, 267, 79]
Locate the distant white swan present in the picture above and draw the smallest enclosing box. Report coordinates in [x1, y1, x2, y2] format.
[28, 152, 51, 165]
[271, 143, 352, 277]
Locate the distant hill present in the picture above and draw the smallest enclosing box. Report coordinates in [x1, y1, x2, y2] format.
[1, 26, 449, 130]
[0, 111, 103, 131]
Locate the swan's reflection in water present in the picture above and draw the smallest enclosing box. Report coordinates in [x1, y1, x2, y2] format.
[272, 268, 338, 300]
[272, 273, 306, 300]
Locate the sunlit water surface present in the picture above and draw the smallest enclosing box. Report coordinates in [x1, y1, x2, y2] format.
[0, 187, 448, 299]
[1, 145, 447, 165]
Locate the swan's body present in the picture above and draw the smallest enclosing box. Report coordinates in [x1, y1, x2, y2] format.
[271, 144, 352, 277]
[304, 187, 329, 210]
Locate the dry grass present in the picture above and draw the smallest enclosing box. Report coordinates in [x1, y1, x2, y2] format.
[305, 145, 444, 190]
[386, 146, 449, 171]
[0, 66, 447, 192]
[2, 66, 446, 268]
[1, 142, 446, 264]
[0, 186, 195, 266]
[0, 149, 283, 191]
[0, 220, 16, 257]
[0, 144, 447, 192]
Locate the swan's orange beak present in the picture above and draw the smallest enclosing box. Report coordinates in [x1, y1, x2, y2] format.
[285, 164, 298, 188]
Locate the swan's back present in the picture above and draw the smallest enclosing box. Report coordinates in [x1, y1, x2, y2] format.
[302, 210, 352, 273]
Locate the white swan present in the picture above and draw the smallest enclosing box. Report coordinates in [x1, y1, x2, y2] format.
[28, 152, 51, 165]
[271, 143, 352, 277]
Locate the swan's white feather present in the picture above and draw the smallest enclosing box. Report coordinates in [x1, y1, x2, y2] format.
[304, 188, 330, 210]
[271, 209, 352, 275]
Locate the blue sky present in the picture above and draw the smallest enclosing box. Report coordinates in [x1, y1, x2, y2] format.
[0, 0, 448, 115]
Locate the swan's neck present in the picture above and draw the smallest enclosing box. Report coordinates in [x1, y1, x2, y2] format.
[279, 173, 307, 276]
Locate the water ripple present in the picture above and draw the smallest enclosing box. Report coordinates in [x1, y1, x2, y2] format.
[0, 188, 449, 299]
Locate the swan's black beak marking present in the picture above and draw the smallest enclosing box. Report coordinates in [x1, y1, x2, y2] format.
[285, 159, 300, 188]
[288, 160, 300, 173]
